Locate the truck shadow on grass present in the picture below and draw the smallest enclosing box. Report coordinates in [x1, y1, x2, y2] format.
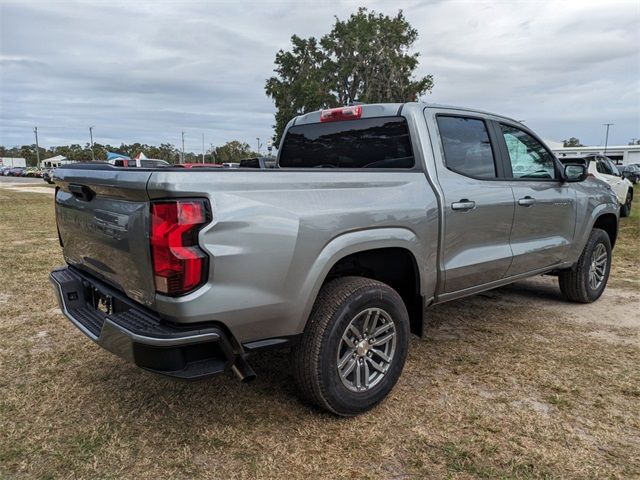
[77, 277, 583, 418]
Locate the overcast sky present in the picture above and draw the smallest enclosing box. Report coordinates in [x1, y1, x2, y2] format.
[1, 0, 638, 152]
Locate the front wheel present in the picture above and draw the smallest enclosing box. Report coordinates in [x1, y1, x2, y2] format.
[291, 276, 410, 416]
[558, 228, 612, 303]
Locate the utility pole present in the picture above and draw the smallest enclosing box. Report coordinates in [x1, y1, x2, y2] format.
[256, 137, 262, 154]
[202, 133, 205, 163]
[88, 126, 95, 161]
[181, 131, 185, 164]
[603, 123, 614, 156]
[33, 127, 40, 166]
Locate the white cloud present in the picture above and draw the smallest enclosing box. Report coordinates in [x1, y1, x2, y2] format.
[0, 0, 638, 150]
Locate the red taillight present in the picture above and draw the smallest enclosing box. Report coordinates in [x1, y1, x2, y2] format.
[150, 199, 209, 296]
[320, 105, 362, 122]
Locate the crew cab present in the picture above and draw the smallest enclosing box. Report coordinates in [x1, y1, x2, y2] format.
[50, 103, 619, 416]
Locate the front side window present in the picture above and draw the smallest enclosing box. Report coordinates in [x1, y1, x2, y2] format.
[279, 117, 414, 168]
[501, 124, 557, 179]
[436, 116, 496, 179]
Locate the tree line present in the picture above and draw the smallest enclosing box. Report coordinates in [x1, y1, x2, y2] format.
[0, 140, 261, 167]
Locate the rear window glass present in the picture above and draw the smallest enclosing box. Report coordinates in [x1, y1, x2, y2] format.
[437, 116, 496, 179]
[279, 117, 414, 169]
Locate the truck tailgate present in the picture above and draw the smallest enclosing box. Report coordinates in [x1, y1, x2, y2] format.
[54, 168, 156, 307]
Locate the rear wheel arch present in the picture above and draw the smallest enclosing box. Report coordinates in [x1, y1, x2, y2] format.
[321, 247, 424, 337]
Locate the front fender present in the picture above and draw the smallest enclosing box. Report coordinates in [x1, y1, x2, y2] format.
[569, 200, 619, 265]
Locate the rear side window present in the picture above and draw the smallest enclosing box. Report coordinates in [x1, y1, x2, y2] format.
[437, 116, 496, 179]
[279, 117, 414, 168]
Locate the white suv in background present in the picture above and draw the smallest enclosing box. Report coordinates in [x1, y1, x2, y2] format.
[558, 154, 633, 217]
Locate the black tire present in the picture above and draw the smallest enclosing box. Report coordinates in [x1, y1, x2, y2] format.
[558, 228, 612, 303]
[620, 191, 632, 218]
[291, 276, 410, 416]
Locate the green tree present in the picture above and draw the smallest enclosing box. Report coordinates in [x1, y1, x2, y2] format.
[265, 7, 433, 144]
[563, 137, 583, 147]
[213, 140, 258, 163]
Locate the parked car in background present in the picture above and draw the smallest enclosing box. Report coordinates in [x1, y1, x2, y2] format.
[51, 102, 619, 416]
[177, 162, 224, 168]
[557, 154, 634, 217]
[43, 169, 56, 184]
[0, 166, 11, 176]
[620, 164, 640, 184]
[7, 167, 26, 176]
[25, 167, 44, 177]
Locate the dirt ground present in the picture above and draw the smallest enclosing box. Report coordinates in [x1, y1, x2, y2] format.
[0, 187, 638, 479]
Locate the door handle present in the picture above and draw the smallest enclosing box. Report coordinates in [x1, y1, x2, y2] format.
[451, 199, 476, 211]
[518, 196, 535, 207]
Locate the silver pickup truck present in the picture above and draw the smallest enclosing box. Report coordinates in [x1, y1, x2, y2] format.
[50, 103, 619, 416]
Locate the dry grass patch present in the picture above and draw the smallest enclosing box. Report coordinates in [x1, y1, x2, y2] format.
[610, 204, 640, 290]
[1, 190, 639, 479]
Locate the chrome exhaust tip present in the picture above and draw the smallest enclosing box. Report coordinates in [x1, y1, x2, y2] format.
[231, 355, 257, 383]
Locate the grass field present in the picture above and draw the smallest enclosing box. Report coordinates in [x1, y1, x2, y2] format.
[0, 189, 638, 479]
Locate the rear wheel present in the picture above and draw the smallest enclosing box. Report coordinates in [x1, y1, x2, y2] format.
[620, 191, 632, 217]
[291, 276, 409, 416]
[559, 228, 611, 303]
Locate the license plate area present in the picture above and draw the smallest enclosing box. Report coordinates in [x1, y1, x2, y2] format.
[85, 283, 131, 316]
[86, 285, 112, 315]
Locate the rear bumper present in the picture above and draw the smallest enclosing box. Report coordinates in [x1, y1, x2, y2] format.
[50, 267, 240, 380]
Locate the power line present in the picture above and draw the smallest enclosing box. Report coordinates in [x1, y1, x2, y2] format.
[89, 126, 95, 161]
[181, 131, 185, 164]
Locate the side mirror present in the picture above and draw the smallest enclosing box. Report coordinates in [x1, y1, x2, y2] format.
[564, 164, 588, 183]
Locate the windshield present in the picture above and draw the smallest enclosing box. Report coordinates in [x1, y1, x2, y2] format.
[558, 157, 588, 165]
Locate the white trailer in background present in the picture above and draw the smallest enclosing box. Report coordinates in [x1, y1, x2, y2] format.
[0, 157, 27, 167]
[552, 145, 640, 166]
[40, 155, 77, 168]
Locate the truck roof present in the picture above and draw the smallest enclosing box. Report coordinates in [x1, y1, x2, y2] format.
[291, 102, 522, 126]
